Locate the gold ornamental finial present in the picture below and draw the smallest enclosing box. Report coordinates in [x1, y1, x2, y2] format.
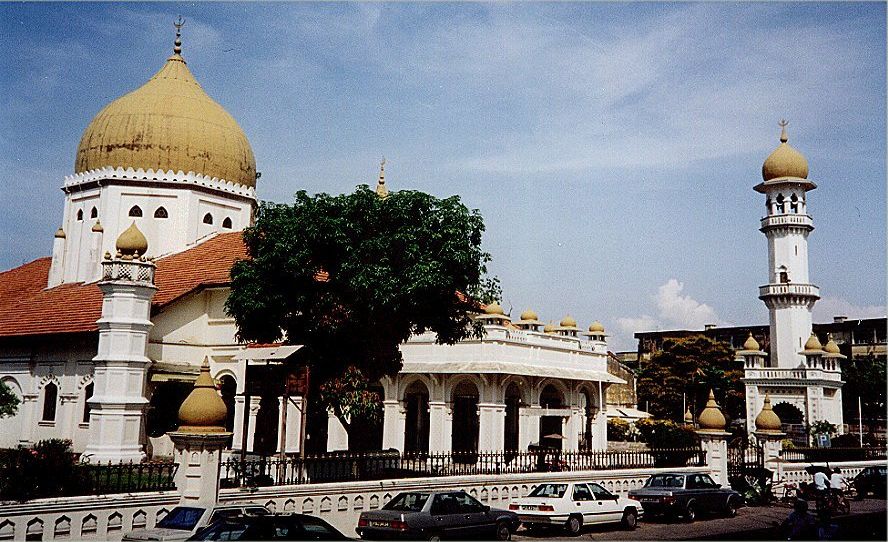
[778, 119, 788, 143]
[376, 157, 389, 198]
[173, 16, 185, 55]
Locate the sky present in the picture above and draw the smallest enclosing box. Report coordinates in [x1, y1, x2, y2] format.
[1, 2, 885, 351]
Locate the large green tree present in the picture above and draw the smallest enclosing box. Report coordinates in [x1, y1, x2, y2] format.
[637, 336, 744, 422]
[226, 186, 499, 436]
[0, 381, 19, 418]
[841, 354, 886, 427]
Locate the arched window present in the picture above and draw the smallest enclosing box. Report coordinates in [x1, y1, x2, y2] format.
[219, 376, 236, 432]
[129, 206, 143, 217]
[42, 382, 58, 422]
[202, 213, 213, 225]
[90, 207, 98, 219]
[775, 194, 785, 214]
[790, 193, 799, 213]
[154, 207, 168, 219]
[82, 382, 94, 423]
[76, 209, 83, 221]
[222, 217, 233, 229]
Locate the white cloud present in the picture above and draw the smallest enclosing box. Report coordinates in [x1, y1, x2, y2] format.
[813, 297, 886, 322]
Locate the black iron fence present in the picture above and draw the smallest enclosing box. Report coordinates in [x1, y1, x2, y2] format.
[779, 446, 887, 463]
[219, 447, 707, 488]
[80, 460, 178, 495]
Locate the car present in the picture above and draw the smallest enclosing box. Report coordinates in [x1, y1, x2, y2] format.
[356, 490, 520, 540]
[628, 472, 743, 522]
[187, 513, 351, 540]
[122, 504, 270, 541]
[853, 465, 887, 499]
[508, 481, 643, 535]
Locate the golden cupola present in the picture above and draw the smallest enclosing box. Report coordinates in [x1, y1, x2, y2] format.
[697, 389, 727, 430]
[761, 121, 809, 182]
[116, 222, 149, 258]
[75, 25, 257, 187]
[177, 359, 229, 433]
[754, 394, 782, 432]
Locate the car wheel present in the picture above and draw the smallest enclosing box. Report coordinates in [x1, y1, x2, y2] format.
[495, 521, 511, 541]
[684, 501, 697, 522]
[565, 514, 582, 536]
[725, 497, 738, 518]
[622, 509, 638, 530]
[427, 532, 442, 542]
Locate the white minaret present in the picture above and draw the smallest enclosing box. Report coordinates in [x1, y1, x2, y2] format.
[82, 222, 156, 462]
[755, 121, 819, 368]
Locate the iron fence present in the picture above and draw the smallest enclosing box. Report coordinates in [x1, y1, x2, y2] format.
[778, 446, 887, 463]
[80, 460, 178, 495]
[219, 447, 707, 488]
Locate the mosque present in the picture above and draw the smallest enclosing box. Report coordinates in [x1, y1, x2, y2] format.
[0, 30, 627, 462]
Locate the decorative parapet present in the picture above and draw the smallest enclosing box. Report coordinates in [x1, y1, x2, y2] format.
[63, 166, 257, 199]
[758, 283, 820, 299]
[743, 366, 843, 384]
[101, 258, 156, 284]
[760, 214, 814, 232]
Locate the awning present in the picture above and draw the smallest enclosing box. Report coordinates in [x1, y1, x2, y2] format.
[232, 345, 303, 363]
[606, 407, 652, 420]
[399, 361, 625, 384]
[150, 362, 200, 383]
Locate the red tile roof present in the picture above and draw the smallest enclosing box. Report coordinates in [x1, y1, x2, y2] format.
[0, 232, 247, 338]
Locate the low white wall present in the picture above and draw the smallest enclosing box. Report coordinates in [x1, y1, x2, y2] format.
[777, 460, 883, 485]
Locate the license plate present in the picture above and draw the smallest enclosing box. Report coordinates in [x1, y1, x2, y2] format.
[370, 520, 389, 528]
[641, 498, 659, 503]
[521, 505, 537, 510]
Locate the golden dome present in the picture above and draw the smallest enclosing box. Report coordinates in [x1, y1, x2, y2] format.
[484, 302, 505, 315]
[91, 220, 104, 233]
[177, 359, 228, 433]
[804, 332, 822, 351]
[743, 332, 760, 352]
[754, 394, 782, 432]
[116, 222, 148, 258]
[54, 227, 66, 239]
[588, 321, 605, 333]
[698, 389, 726, 430]
[520, 309, 539, 321]
[560, 315, 578, 328]
[684, 407, 694, 424]
[823, 338, 841, 354]
[762, 121, 808, 182]
[75, 41, 256, 187]
[543, 321, 556, 334]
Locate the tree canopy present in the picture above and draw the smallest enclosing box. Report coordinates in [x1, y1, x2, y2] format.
[841, 354, 886, 425]
[637, 335, 743, 422]
[226, 186, 499, 432]
[0, 381, 19, 419]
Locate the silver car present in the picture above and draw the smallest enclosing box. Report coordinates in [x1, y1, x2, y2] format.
[122, 504, 269, 541]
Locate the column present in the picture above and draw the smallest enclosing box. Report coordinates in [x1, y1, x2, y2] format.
[428, 401, 450, 452]
[231, 395, 245, 451]
[326, 411, 349, 451]
[19, 393, 38, 446]
[170, 432, 231, 504]
[247, 396, 260, 452]
[697, 430, 731, 486]
[565, 408, 581, 450]
[284, 397, 302, 453]
[477, 403, 506, 451]
[381, 399, 404, 451]
[521, 405, 541, 448]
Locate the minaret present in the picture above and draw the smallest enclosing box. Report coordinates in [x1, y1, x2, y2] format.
[375, 157, 389, 198]
[755, 121, 819, 368]
[82, 222, 156, 462]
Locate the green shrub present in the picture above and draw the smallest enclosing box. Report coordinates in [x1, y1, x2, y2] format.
[635, 418, 699, 448]
[0, 439, 93, 502]
[607, 419, 632, 441]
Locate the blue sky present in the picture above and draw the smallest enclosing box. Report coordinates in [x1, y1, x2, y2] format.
[1, 2, 885, 350]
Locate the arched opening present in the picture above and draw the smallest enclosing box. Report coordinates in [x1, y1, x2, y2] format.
[90, 207, 98, 219]
[765, 197, 772, 214]
[778, 265, 789, 284]
[349, 383, 384, 452]
[154, 207, 168, 219]
[580, 388, 598, 450]
[76, 209, 83, 221]
[772, 402, 803, 425]
[790, 193, 799, 213]
[42, 382, 58, 422]
[253, 395, 280, 455]
[404, 380, 430, 454]
[222, 217, 233, 229]
[504, 383, 521, 453]
[775, 194, 785, 214]
[129, 206, 143, 218]
[82, 382, 94, 423]
[539, 384, 565, 450]
[219, 375, 237, 432]
[304, 400, 330, 455]
[202, 213, 213, 225]
[451, 380, 479, 457]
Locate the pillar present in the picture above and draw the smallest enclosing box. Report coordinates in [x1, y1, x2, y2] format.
[428, 401, 450, 452]
[477, 403, 506, 451]
[521, 405, 541, 448]
[565, 408, 581, 451]
[169, 432, 231, 504]
[697, 430, 731, 486]
[231, 395, 245, 451]
[326, 410, 349, 451]
[284, 397, 302, 453]
[381, 399, 404, 451]
[247, 396, 260, 452]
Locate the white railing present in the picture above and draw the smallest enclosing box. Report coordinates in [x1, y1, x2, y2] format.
[760, 214, 814, 230]
[758, 283, 821, 298]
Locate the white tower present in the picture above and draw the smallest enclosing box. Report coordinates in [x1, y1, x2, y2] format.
[82, 223, 156, 462]
[755, 120, 819, 369]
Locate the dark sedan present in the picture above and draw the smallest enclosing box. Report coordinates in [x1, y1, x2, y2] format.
[356, 490, 520, 540]
[187, 513, 350, 541]
[853, 465, 887, 499]
[628, 472, 743, 522]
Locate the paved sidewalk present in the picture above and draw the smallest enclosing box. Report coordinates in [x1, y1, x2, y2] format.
[512, 499, 887, 540]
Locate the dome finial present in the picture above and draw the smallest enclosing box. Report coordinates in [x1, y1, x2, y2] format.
[376, 157, 389, 198]
[778, 119, 788, 143]
[173, 15, 185, 55]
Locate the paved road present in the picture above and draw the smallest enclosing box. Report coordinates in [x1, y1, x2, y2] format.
[511, 499, 887, 540]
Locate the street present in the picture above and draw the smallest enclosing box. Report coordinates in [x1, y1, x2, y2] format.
[511, 499, 887, 541]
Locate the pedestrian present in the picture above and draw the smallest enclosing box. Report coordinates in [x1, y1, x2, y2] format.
[781, 498, 816, 540]
[829, 468, 844, 497]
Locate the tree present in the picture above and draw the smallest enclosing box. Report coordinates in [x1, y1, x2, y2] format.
[0, 380, 19, 418]
[226, 186, 500, 438]
[637, 336, 743, 422]
[841, 354, 886, 427]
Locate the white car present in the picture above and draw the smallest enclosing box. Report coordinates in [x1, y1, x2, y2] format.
[509, 481, 643, 535]
[121, 504, 269, 541]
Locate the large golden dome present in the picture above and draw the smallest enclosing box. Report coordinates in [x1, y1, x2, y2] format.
[75, 43, 256, 187]
[761, 121, 808, 182]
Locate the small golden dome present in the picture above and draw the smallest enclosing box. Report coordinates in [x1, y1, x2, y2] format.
[484, 302, 505, 315]
[91, 220, 104, 233]
[743, 332, 760, 352]
[804, 332, 822, 351]
[116, 222, 148, 258]
[754, 394, 782, 432]
[543, 321, 556, 333]
[375, 157, 388, 198]
[75, 43, 256, 187]
[684, 407, 694, 424]
[762, 121, 809, 181]
[560, 315, 578, 328]
[588, 321, 605, 333]
[520, 309, 539, 321]
[177, 359, 228, 433]
[823, 338, 841, 354]
[698, 389, 727, 430]
[54, 227, 66, 239]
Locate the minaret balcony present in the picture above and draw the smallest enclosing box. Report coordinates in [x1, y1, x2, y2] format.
[743, 366, 843, 385]
[760, 214, 814, 232]
[758, 283, 820, 299]
[101, 258, 156, 285]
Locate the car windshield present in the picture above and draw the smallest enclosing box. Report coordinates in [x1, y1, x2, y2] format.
[192, 521, 249, 541]
[300, 516, 341, 539]
[156, 507, 206, 530]
[384, 493, 430, 512]
[528, 484, 568, 498]
[646, 475, 684, 488]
